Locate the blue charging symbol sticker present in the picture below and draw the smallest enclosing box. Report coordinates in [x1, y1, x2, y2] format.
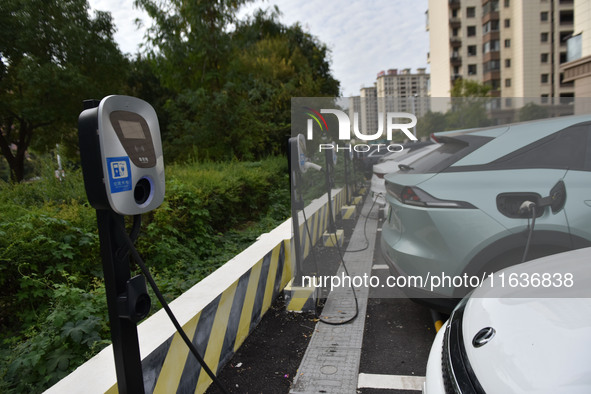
[106, 157, 132, 193]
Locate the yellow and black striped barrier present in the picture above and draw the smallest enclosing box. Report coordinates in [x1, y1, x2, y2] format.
[47, 189, 348, 393]
[140, 240, 292, 393]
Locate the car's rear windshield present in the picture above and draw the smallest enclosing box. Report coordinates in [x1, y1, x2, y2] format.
[402, 135, 493, 173]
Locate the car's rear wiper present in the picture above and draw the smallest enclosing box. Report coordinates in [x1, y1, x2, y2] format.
[398, 164, 414, 171]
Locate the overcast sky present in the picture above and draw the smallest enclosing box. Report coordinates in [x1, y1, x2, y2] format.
[87, 0, 429, 97]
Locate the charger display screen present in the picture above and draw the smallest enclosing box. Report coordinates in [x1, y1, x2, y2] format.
[118, 120, 146, 140]
[110, 111, 156, 168]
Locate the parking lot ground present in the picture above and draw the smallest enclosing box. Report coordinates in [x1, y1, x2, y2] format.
[208, 194, 438, 393]
[353, 220, 436, 394]
[357, 264, 436, 393]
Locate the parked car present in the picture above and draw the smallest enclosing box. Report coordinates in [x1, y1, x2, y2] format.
[360, 141, 429, 177]
[424, 247, 591, 393]
[370, 142, 439, 206]
[380, 114, 591, 312]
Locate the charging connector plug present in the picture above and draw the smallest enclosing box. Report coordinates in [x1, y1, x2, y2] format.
[518, 200, 536, 215]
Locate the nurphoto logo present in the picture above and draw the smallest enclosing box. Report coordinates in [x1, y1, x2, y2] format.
[297, 98, 417, 153]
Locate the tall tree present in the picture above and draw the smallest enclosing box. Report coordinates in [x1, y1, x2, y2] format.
[135, 0, 252, 92]
[134, 3, 340, 161]
[0, 0, 128, 182]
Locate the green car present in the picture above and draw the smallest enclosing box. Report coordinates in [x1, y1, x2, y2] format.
[380, 114, 591, 312]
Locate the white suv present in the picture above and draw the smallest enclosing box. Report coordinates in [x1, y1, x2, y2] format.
[424, 247, 591, 393]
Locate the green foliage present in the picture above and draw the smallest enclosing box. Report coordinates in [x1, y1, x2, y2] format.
[518, 102, 549, 122]
[450, 78, 491, 97]
[0, 0, 128, 182]
[444, 101, 494, 130]
[416, 98, 495, 136]
[0, 283, 109, 393]
[416, 111, 447, 138]
[0, 155, 290, 392]
[135, 4, 340, 162]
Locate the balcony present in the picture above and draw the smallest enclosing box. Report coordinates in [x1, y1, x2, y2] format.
[450, 37, 462, 47]
[449, 17, 461, 29]
[449, 0, 461, 10]
[483, 71, 501, 83]
[450, 56, 462, 66]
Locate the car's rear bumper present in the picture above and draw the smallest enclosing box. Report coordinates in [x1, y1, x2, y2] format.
[379, 242, 459, 313]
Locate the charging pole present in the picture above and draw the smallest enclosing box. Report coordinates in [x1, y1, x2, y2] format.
[325, 148, 337, 233]
[289, 137, 305, 285]
[343, 149, 350, 205]
[78, 95, 165, 394]
[97, 210, 145, 394]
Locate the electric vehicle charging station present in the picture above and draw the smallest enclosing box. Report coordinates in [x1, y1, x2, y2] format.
[78, 95, 164, 394]
[288, 134, 322, 284]
[343, 146, 353, 204]
[324, 141, 338, 234]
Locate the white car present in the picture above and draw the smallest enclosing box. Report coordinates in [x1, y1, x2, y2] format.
[424, 247, 591, 394]
[370, 142, 439, 206]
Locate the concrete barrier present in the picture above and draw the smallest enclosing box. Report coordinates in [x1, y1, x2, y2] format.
[46, 188, 347, 394]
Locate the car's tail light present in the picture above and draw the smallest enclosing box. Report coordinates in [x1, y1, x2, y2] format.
[387, 184, 476, 209]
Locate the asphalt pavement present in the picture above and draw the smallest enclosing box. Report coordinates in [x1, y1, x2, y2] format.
[208, 196, 438, 393]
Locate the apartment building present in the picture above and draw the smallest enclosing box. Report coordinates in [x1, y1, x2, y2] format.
[428, 0, 575, 98]
[359, 85, 379, 136]
[561, 0, 591, 103]
[353, 68, 430, 137]
[375, 68, 430, 118]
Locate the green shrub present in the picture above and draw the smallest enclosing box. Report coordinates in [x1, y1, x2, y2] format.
[0, 155, 290, 392]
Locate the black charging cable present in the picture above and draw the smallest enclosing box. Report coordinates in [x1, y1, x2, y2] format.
[120, 215, 229, 394]
[301, 203, 359, 326]
[519, 201, 537, 263]
[346, 192, 382, 253]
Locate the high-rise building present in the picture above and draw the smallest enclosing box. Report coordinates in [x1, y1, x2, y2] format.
[360, 85, 378, 136]
[561, 0, 591, 107]
[356, 68, 430, 138]
[427, 0, 575, 98]
[375, 68, 430, 118]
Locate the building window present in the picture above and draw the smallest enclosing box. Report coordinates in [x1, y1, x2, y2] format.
[468, 64, 477, 75]
[504, 39, 511, 48]
[467, 26, 476, 36]
[467, 7, 475, 18]
[483, 20, 499, 34]
[483, 40, 500, 53]
[541, 32, 549, 42]
[541, 53, 549, 63]
[541, 74, 549, 83]
[484, 60, 501, 72]
[560, 10, 574, 25]
[467, 45, 477, 56]
[504, 0, 510, 7]
[560, 52, 567, 64]
[505, 58, 511, 67]
[504, 19, 510, 28]
[505, 78, 511, 87]
[541, 12, 549, 22]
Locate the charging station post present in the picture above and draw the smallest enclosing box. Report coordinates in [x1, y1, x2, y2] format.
[96, 210, 145, 393]
[325, 146, 337, 234]
[343, 148, 351, 205]
[288, 136, 305, 284]
[78, 95, 165, 394]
